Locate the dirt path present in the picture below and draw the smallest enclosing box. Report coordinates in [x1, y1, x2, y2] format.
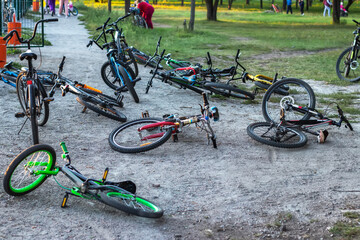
[0, 14, 360, 239]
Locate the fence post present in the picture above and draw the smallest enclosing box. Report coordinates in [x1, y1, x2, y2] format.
[0, 37, 6, 67]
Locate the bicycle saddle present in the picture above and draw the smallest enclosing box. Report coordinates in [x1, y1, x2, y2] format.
[19, 50, 37, 61]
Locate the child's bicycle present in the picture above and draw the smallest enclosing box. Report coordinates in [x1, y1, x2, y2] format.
[3, 142, 163, 218]
[247, 101, 353, 148]
[108, 93, 219, 153]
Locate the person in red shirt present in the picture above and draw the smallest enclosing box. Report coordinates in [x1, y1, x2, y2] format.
[136, 0, 155, 29]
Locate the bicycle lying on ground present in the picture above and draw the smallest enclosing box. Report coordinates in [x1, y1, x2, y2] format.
[3, 142, 163, 218]
[336, 19, 360, 82]
[48, 56, 127, 122]
[3, 18, 58, 144]
[247, 100, 353, 148]
[145, 39, 255, 99]
[88, 16, 140, 103]
[109, 93, 219, 153]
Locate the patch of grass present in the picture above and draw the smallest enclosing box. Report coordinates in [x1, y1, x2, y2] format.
[330, 221, 360, 239]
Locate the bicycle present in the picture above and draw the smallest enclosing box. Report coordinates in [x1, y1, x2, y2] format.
[145, 39, 255, 99]
[336, 19, 360, 82]
[129, 6, 148, 29]
[108, 92, 219, 153]
[47, 56, 127, 122]
[247, 101, 353, 148]
[3, 18, 58, 144]
[3, 142, 164, 218]
[88, 16, 140, 103]
[62, 2, 78, 16]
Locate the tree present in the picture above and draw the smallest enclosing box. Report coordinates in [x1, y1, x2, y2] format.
[205, 0, 219, 21]
[108, 0, 111, 12]
[228, 0, 234, 10]
[332, 0, 340, 24]
[124, 0, 130, 14]
[345, 0, 355, 10]
[189, 0, 196, 31]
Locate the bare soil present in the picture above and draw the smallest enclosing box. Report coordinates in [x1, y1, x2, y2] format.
[0, 14, 360, 240]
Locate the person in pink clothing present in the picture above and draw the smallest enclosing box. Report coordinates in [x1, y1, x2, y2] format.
[58, 0, 69, 17]
[136, 0, 154, 29]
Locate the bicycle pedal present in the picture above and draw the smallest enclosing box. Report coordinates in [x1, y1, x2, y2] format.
[43, 97, 55, 102]
[61, 193, 69, 208]
[15, 112, 25, 118]
[172, 134, 178, 142]
[102, 167, 109, 182]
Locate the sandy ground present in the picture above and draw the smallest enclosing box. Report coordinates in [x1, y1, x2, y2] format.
[0, 14, 360, 240]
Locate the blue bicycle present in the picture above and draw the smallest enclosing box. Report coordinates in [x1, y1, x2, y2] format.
[87, 16, 141, 103]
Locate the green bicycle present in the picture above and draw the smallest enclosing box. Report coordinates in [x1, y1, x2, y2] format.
[3, 142, 163, 218]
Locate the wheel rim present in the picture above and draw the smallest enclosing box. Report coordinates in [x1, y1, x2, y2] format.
[107, 192, 161, 213]
[9, 150, 53, 193]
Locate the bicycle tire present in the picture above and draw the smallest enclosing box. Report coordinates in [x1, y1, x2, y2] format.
[71, 6, 78, 16]
[76, 97, 127, 122]
[336, 46, 360, 82]
[118, 66, 139, 103]
[29, 85, 39, 144]
[109, 118, 172, 153]
[16, 73, 50, 126]
[101, 61, 137, 90]
[3, 144, 56, 196]
[204, 82, 255, 100]
[247, 122, 307, 148]
[98, 187, 163, 218]
[262, 78, 316, 123]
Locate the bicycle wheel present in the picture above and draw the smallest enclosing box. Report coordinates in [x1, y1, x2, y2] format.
[3, 144, 56, 196]
[118, 66, 139, 103]
[16, 73, 50, 126]
[204, 82, 255, 100]
[71, 6, 78, 16]
[336, 46, 360, 82]
[247, 122, 307, 148]
[98, 187, 163, 218]
[101, 61, 136, 90]
[109, 118, 172, 153]
[76, 96, 127, 122]
[262, 78, 316, 123]
[29, 85, 39, 144]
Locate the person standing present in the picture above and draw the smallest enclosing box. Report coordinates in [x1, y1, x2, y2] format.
[286, 0, 293, 14]
[323, 0, 332, 17]
[136, 0, 154, 29]
[299, 0, 304, 15]
[58, 0, 69, 17]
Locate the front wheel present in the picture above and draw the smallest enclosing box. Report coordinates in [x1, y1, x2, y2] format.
[262, 78, 316, 123]
[247, 122, 307, 148]
[204, 82, 255, 100]
[98, 188, 163, 218]
[70, 6, 78, 16]
[109, 118, 172, 153]
[3, 144, 56, 196]
[336, 46, 360, 82]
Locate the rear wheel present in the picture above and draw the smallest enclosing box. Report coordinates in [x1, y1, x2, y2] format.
[204, 82, 255, 100]
[99, 188, 163, 218]
[109, 118, 172, 153]
[71, 6, 78, 16]
[336, 46, 360, 82]
[3, 144, 56, 196]
[262, 78, 316, 123]
[76, 96, 127, 122]
[247, 122, 307, 148]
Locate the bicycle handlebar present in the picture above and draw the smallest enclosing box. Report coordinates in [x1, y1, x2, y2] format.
[353, 19, 360, 25]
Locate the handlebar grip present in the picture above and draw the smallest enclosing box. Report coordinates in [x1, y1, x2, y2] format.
[202, 92, 209, 106]
[160, 49, 165, 58]
[60, 142, 69, 154]
[105, 17, 111, 25]
[353, 19, 359, 25]
[45, 18, 58, 22]
[59, 56, 66, 71]
[236, 49, 240, 59]
[157, 36, 162, 46]
[86, 40, 93, 48]
[96, 26, 102, 31]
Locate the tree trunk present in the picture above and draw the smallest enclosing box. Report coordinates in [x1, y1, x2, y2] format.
[333, 0, 340, 24]
[246, 0, 250, 4]
[181, 0, 184, 6]
[228, 0, 234, 9]
[124, 0, 130, 14]
[282, 0, 286, 10]
[108, 0, 111, 12]
[220, 0, 223, 6]
[345, 0, 354, 11]
[205, 0, 219, 21]
[189, 0, 195, 31]
[306, 0, 309, 10]
[260, 0, 263, 9]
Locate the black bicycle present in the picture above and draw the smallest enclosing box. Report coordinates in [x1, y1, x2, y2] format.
[247, 101, 353, 148]
[336, 19, 360, 82]
[3, 18, 58, 144]
[3, 142, 163, 218]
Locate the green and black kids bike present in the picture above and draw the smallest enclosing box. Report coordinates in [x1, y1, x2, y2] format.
[3, 142, 163, 218]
